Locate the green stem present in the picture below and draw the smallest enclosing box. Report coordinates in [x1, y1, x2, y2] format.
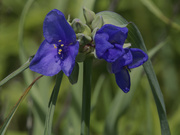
[81, 57, 93, 135]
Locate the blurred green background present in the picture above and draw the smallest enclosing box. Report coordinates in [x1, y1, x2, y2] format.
[0, 0, 180, 134]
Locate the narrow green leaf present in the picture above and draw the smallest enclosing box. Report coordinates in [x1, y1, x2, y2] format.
[0, 57, 32, 87]
[0, 75, 43, 135]
[68, 62, 79, 84]
[81, 57, 93, 135]
[127, 22, 170, 135]
[44, 71, 63, 135]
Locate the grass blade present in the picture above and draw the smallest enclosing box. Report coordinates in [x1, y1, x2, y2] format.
[0, 57, 32, 87]
[127, 22, 171, 135]
[44, 71, 63, 135]
[0, 75, 43, 135]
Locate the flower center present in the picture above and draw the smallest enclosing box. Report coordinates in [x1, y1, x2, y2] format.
[53, 40, 65, 59]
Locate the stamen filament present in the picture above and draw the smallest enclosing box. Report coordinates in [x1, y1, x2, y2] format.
[53, 44, 57, 48]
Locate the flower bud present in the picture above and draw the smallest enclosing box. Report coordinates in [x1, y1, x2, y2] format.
[71, 18, 85, 33]
[91, 15, 104, 30]
[76, 33, 92, 45]
[83, 7, 96, 26]
[71, 18, 91, 36]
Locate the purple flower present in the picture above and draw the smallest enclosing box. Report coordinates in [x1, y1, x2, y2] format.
[30, 9, 79, 76]
[112, 48, 148, 93]
[95, 24, 128, 63]
[95, 24, 148, 93]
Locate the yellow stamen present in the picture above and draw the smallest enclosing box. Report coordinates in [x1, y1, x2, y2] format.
[59, 49, 62, 52]
[58, 40, 62, 42]
[61, 44, 64, 47]
[53, 44, 57, 48]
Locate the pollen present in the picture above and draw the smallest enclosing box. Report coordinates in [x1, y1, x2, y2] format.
[58, 49, 62, 55]
[53, 44, 57, 48]
[61, 44, 64, 47]
[58, 40, 62, 42]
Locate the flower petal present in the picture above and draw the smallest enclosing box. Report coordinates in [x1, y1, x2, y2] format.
[101, 47, 125, 63]
[95, 33, 113, 58]
[96, 24, 126, 36]
[128, 48, 148, 69]
[96, 24, 128, 45]
[61, 41, 79, 76]
[115, 68, 130, 93]
[43, 9, 76, 44]
[108, 27, 128, 46]
[112, 48, 133, 73]
[29, 40, 61, 76]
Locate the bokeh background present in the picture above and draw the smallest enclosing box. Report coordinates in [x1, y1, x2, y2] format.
[0, 0, 180, 134]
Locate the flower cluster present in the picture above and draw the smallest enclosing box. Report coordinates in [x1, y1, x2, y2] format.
[95, 24, 148, 92]
[30, 9, 148, 93]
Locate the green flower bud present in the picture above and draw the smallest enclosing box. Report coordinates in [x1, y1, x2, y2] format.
[71, 18, 85, 33]
[83, 7, 96, 26]
[71, 18, 91, 36]
[76, 33, 92, 45]
[91, 15, 104, 30]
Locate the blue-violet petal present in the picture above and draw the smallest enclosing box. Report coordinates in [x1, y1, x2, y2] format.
[115, 68, 130, 93]
[102, 47, 125, 63]
[108, 27, 128, 45]
[43, 9, 76, 44]
[112, 48, 133, 73]
[95, 33, 113, 58]
[128, 48, 148, 69]
[29, 40, 62, 76]
[61, 42, 79, 76]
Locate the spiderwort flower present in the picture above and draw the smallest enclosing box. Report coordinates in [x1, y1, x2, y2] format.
[95, 24, 128, 63]
[111, 48, 148, 93]
[30, 9, 79, 76]
[95, 24, 148, 93]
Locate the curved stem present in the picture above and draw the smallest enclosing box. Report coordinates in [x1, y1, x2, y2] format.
[81, 57, 93, 135]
